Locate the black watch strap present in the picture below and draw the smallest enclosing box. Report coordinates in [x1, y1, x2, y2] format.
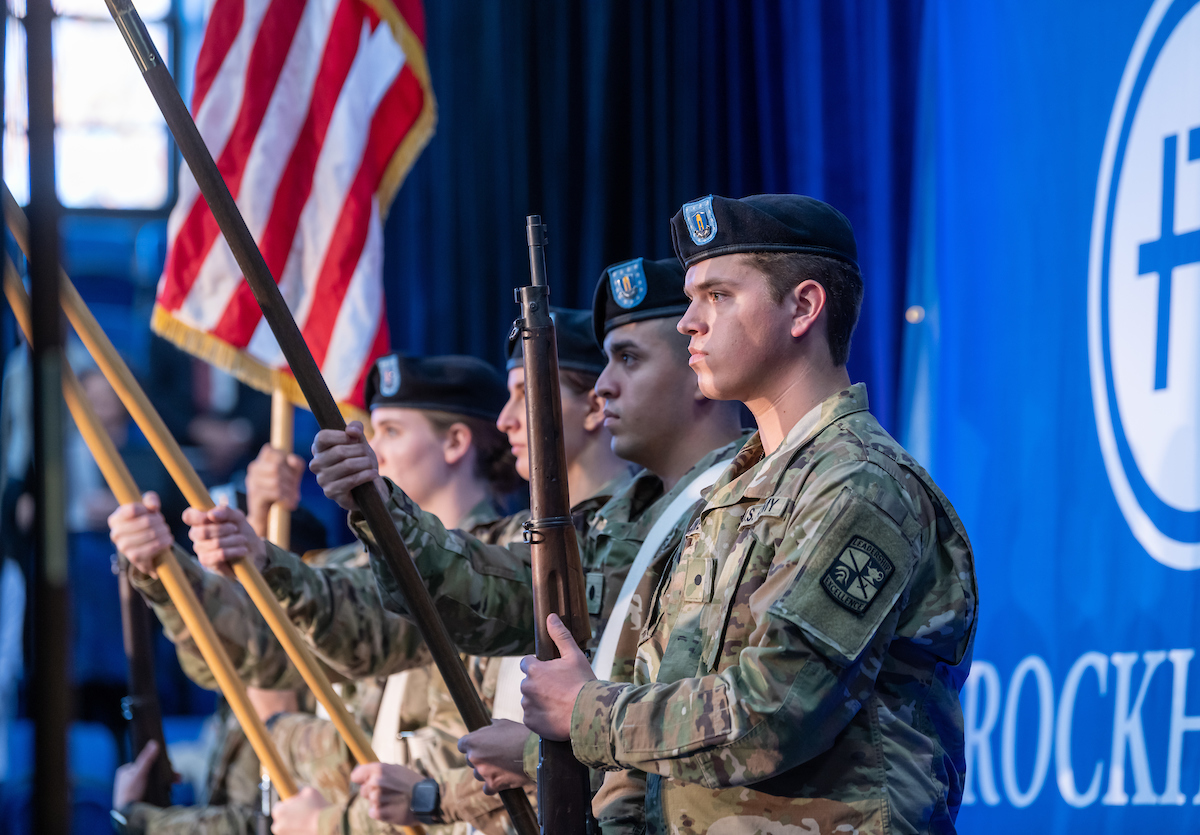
[409, 777, 443, 825]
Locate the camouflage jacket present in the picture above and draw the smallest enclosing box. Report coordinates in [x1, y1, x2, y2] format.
[571, 385, 979, 835]
[354, 468, 743, 663]
[123, 711, 352, 834]
[354, 479, 626, 834]
[349, 447, 748, 800]
[127, 501, 512, 834]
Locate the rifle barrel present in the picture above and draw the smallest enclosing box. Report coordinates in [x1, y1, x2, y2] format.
[118, 561, 175, 806]
[519, 216, 593, 835]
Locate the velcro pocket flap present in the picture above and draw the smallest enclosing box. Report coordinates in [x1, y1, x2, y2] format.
[682, 556, 717, 603]
[769, 487, 915, 667]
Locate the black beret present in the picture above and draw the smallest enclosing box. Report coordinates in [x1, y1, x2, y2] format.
[670, 193, 859, 270]
[507, 308, 608, 376]
[365, 353, 507, 421]
[590, 257, 688, 345]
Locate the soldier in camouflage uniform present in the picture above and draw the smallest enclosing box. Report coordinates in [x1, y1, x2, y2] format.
[108, 354, 523, 834]
[109, 674, 347, 834]
[518, 195, 979, 835]
[307, 262, 746, 820]
[169, 323, 631, 833]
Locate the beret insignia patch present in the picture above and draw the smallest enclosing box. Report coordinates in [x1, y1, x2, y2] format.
[683, 195, 718, 245]
[378, 354, 401, 397]
[609, 258, 648, 309]
[821, 535, 894, 617]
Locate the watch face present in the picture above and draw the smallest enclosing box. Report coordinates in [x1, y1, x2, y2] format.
[410, 778, 440, 814]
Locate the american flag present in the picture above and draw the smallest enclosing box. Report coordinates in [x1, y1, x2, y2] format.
[152, 0, 434, 413]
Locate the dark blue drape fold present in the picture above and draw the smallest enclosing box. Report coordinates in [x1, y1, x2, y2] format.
[383, 0, 922, 433]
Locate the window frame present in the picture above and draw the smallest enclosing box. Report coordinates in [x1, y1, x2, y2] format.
[4, 0, 184, 217]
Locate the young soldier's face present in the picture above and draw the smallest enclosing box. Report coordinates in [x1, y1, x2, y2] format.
[369, 407, 454, 506]
[497, 367, 599, 482]
[596, 318, 697, 469]
[497, 368, 531, 480]
[677, 254, 798, 402]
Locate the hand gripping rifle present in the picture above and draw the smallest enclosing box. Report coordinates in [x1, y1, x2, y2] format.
[100, 2, 538, 833]
[514, 217, 594, 835]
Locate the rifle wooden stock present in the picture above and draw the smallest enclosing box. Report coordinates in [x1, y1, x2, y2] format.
[2, 265, 298, 799]
[519, 217, 593, 835]
[117, 558, 174, 806]
[98, 4, 538, 833]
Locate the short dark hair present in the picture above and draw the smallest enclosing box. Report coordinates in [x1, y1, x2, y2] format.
[746, 252, 863, 366]
[423, 411, 522, 496]
[559, 368, 599, 397]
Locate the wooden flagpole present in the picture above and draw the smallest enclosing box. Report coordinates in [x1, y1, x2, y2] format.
[2, 190, 380, 770]
[93, 3, 541, 831]
[3, 262, 299, 799]
[267, 387, 294, 551]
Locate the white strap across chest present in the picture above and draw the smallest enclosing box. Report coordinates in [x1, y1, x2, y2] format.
[371, 672, 409, 764]
[590, 459, 729, 679]
[490, 458, 731, 721]
[489, 656, 527, 723]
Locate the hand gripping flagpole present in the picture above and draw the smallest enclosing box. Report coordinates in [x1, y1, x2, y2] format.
[98, 3, 540, 833]
[2, 187, 394, 792]
[3, 263, 300, 799]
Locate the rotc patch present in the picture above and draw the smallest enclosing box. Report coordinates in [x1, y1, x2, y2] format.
[377, 354, 401, 397]
[608, 258, 648, 309]
[682, 195, 718, 245]
[821, 535, 895, 616]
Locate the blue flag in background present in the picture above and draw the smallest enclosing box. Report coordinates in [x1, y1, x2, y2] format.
[901, 0, 1200, 829]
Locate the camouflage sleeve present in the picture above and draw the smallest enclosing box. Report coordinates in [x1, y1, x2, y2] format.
[592, 768, 647, 835]
[127, 544, 303, 691]
[351, 480, 540, 657]
[271, 713, 355, 804]
[569, 463, 919, 787]
[269, 713, 415, 835]
[439, 764, 508, 823]
[259, 543, 432, 679]
[521, 731, 538, 782]
[123, 800, 259, 834]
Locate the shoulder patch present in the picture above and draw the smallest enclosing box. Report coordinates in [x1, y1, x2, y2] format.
[820, 536, 895, 616]
[682, 195, 718, 245]
[608, 258, 648, 309]
[769, 486, 916, 666]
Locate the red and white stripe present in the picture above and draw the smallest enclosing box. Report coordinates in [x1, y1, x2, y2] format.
[153, 0, 433, 410]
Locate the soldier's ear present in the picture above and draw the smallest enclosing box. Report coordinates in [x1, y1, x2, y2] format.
[442, 422, 474, 466]
[789, 279, 827, 341]
[582, 388, 606, 432]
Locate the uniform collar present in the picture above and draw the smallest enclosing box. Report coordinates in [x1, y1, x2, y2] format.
[704, 383, 870, 508]
[599, 432, 753, 529]
[458, 497, 503, 532]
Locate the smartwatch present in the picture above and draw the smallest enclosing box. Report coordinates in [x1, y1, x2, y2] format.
[409, 777, 443, 825]
[110, 808, 131, 835]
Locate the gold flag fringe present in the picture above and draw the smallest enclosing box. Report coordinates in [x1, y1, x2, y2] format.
[151, 305, 370, 428]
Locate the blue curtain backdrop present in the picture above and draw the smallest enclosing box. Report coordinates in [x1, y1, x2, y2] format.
[381, 0, 922, 434]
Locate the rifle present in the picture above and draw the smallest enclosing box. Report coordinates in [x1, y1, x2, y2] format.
[117, 557, 174, 806]
[515, 217, 593, 835]
[100, 3, 538, 833]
